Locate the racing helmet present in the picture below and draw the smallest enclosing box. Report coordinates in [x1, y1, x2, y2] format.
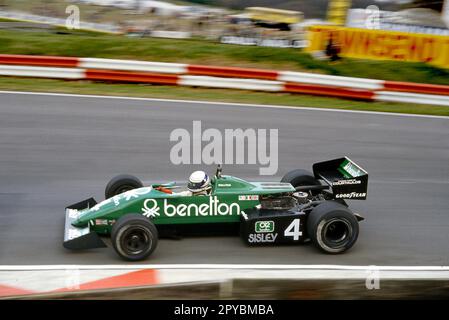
[187, 171, 211, 194]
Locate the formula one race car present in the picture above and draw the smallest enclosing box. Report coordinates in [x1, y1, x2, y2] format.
[63, 157, 368, 261]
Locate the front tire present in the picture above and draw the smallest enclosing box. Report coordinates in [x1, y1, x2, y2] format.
[105, 174, 143, 199]
[111, 214, 158, 261]
[307, 201, 359, 254]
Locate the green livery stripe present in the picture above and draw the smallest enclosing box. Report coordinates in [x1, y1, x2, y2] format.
[338, 159, 364, 178]
[337, 167, 352, 179]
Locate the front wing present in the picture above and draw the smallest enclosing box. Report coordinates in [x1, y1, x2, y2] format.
[63, 198, 107, 250]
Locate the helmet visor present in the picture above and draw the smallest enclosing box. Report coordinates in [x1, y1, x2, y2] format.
[188, 174, 210, 191]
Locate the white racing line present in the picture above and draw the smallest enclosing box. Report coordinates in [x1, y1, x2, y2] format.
[0, 90, 448, 120]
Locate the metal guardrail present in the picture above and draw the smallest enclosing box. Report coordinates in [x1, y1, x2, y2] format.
[375, 91, 449, 107]
[0, 54, 448, 105]
[0, 65, 84, 79]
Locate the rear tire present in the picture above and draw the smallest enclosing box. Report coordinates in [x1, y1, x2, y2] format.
[105, 174, 143, 199]
[111, 214, 158, 261]
[281, 169, 320, 187]
[281, 169, 321, 195]
[307, 201, 358, 254]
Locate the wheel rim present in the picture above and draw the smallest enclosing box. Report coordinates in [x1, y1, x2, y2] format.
[322, 218, 352, 247]
[121, 226, 151, 255]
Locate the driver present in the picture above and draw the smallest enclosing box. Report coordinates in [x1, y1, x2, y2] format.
[187, 170, 212, 196]
[170, 170, 212, 197]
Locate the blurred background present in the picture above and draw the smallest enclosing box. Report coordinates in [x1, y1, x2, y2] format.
[0, 1, 448, 106]
[0, 1, 447, 43]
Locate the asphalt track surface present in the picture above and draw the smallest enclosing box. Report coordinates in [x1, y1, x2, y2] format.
[0, 91, 448, 266]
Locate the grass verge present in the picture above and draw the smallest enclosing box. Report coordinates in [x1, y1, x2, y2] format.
[0, 77, 447, 116]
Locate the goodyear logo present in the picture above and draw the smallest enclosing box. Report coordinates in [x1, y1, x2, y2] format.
[255, 221, 275, 233]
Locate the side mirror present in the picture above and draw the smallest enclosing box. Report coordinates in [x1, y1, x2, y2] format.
[216, 164, 222, 178]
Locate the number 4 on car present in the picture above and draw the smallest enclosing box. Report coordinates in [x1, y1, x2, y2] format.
[63, 157, 368, 261]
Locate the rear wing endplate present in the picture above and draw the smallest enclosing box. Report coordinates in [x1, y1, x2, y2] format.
[312, 157, 368, 200]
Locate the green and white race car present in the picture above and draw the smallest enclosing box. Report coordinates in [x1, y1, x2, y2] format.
[63, 157, 368, 261]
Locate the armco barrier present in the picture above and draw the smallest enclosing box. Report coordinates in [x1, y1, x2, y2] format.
[0, 65, 84, 79]
[284, 82, 374, 100]
[85, 69, 179, 85]
[0, 65, 374, 99]
[279, 71, 384, 91]
[187, 64, 279, 80]
[0, 54, 79, 68]
[384, 81, 449, 96]
[375, 91, 449, 106]
[80, 58, 187, 74]
[0, 54, 448, 106]
[179, 75, 284, 92]
[1, 54, 448, 94]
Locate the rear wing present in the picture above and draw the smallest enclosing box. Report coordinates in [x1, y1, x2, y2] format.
[312, 157, 368, 200]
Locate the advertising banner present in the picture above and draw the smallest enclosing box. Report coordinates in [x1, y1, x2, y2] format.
[307, 25, 449, 68]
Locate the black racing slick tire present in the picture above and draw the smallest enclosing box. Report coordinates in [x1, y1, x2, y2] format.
[111, 214, 158, 261]
[105, 174, 143, 199]
[307, 201, 359, 254]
